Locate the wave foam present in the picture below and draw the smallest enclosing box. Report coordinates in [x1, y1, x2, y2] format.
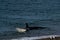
[11, 35, 60, 40]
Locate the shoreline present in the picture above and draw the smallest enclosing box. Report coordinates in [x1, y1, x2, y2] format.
[0, 35, 60, 40]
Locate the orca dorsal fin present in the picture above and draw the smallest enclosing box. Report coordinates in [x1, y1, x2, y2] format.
[25, 23, 29, 31]
[25, 23, 29, 28]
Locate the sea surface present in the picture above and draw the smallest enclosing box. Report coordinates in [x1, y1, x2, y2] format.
[0, 0, 60, 40]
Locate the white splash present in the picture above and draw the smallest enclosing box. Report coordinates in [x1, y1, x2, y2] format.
[16, 28, 26, 33]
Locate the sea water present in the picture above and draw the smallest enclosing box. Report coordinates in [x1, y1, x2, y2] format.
[0, 0, 60, 39]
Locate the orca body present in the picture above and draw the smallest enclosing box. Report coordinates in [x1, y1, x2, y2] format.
[26, 27, 47, 30]
[25, 23, 47, 31]
[16, 23, 47, 33]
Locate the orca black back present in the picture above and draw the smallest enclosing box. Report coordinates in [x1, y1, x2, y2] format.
[25, 23, 47, 31]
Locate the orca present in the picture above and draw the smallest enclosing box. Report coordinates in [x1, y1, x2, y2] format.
[25, 23, 47, 31]
[16, 23, 47, 33]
